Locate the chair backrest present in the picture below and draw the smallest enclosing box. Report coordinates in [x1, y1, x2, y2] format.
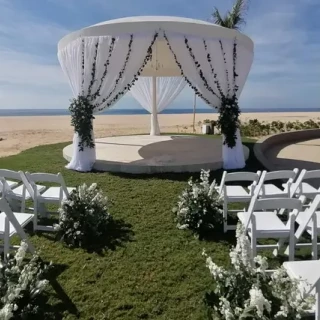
[253, 197, 303, 212]
[0, 169, 22, 195]
[24, 172, 69, 199]
[264, 169, 299, 184]
[224, 171, 261, 183]
[303, 170, 320, 180]
[218, 171, 261, 194]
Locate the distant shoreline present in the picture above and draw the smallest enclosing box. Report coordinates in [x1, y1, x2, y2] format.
[0, 108, 319, 117]
[1, 112, 320, 158]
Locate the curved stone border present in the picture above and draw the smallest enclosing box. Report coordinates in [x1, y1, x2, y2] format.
[254, 129, 320, 171]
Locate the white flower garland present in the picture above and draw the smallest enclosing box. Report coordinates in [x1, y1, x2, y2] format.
[204, 224, 315, 319]
[173, 169, 223, 238]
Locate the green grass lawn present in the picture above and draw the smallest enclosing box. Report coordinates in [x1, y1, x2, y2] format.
[0, 136, 308, 319]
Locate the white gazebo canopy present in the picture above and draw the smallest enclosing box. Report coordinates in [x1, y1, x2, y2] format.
[58, 16, 254, 172]
[58, 16, 253, 76]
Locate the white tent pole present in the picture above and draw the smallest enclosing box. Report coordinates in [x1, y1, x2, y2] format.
[193, 92, 196, 133]
[150, 76, 160, 136]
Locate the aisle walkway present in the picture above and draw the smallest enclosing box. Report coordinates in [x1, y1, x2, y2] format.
[265, 138, 320, 171]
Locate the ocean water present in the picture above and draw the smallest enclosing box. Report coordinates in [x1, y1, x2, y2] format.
[0, 108, 318, 117]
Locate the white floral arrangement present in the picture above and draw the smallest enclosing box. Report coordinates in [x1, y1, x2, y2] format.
[203, 224, 314, 319]
[173, 169, 223, 238]
[0, 242, 50, 319]
[55, 183, 113, 248]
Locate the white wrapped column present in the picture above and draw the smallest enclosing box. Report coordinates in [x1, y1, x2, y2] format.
[130, 77, 186, 135]
[222, 129, 245, 169]
[150, 76, 160, 136]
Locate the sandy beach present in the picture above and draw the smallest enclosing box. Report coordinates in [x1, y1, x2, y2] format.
[0, 112, 319, 158]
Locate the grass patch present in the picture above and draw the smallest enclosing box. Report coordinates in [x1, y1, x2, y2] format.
[0, 136, 304, 319]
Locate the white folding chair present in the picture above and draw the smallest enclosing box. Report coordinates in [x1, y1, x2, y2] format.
[20, 171, 75, 231]
[238, 171, 304, 261]
[283, 260, 320, 320]
[290, 195, 320, 260]
[0, 179, 19, 195]
[0, 169, 46, 212]
[216, 171, 261, 233]
[0, 196, 35, 258]
[291, 170, 320, 201]
[251, 168, 299, 199]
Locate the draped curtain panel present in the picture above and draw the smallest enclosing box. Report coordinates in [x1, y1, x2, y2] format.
[130, 77, 186, 135]
[130, 77, 186, 113]
[58, 34, 154, 171]
[165, 33, 253, 169]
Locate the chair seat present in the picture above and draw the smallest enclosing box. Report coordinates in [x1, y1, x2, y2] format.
[0, 180, 20, 193]
[11, 184, 46, 199]
[0, 212, 34, 237]
[224, 185, 250, 198]
[296, 211, 320, 231]
[40, 187, 75, 201]
[238, 211, 289, 235]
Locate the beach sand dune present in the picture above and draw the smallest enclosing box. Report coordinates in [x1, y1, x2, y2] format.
[0, 112, 319, 158]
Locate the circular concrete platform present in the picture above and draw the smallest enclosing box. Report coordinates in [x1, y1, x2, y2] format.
[63, 135, 250, 174]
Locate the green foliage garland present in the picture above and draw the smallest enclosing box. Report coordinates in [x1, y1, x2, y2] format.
[218, 95, 241, 148]
[69, 33, 158, 152]
[176, 34, 241, 148]
[69, 95, 95, 151]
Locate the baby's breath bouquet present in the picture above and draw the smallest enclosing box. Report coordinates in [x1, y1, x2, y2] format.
[204, 224, 314, 319]
[55, 183, 113, 248]
[173, 169, 223, 237]
[0, 242, 50, 319]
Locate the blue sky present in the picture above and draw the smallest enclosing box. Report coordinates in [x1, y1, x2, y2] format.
[0, 0, 319, 110]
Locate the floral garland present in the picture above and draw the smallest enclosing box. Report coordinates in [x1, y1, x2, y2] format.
[185, 37, 241, 148]
[69, 33, 158, 151]
[165, 32, 241, 148]
[69, 95, 95, 151]
[204, 224, 314, 319]
[216, 40, 241, 148]
[163, 32, 211, 105]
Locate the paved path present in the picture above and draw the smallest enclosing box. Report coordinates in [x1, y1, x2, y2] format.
[265, 138, 320, 171]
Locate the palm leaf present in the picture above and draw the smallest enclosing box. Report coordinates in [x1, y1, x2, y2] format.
[228, 0, 249, 30]
[211, 7, 229, 28]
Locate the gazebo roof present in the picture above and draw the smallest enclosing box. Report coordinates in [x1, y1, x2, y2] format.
[58, 16, 254, 76]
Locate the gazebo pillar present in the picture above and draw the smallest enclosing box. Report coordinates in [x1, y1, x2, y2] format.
[150, 76, 160, 136]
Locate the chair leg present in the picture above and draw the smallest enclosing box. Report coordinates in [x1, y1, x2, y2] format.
[33, 200, 38, 231]
[4, 216, 10, 261]
[312, 216, 318, 260]
[223, 198, 228, 233]
[273, 238, 285, 257]
[288, 235, 295, 261]
[251, 233, 257, 258]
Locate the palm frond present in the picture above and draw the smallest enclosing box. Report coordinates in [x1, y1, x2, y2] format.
[228, 0, 249, 30]
[211, 7, 229, 28]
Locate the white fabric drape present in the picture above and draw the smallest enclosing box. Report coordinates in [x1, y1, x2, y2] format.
[58, 34, 154, 171]
[130, 77, 186, 135]
[222, 129, 245, 169]
[166, 33, 253, 169]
